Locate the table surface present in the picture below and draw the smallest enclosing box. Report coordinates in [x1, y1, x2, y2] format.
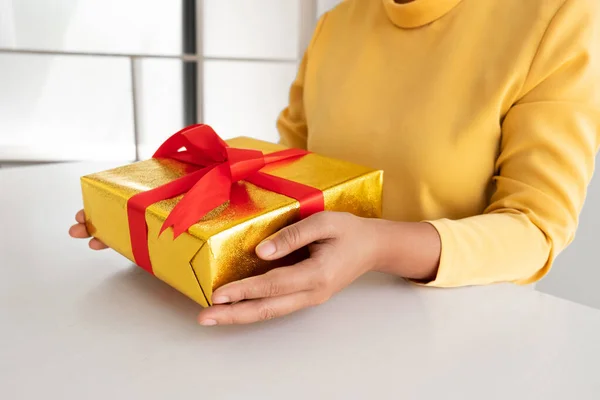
[1, 162, 600, 400]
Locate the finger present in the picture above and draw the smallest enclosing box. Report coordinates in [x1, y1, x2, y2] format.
[69, 223, 91, 238]
[198, 291, 315, 326]
[255, 213, 335, 260]
[88, 238, 108, 250]
[75, 209, 86, 224]
[211, 260, 320, 304]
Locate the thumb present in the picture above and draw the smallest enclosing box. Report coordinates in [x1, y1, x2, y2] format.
[256, 213, 335, 260]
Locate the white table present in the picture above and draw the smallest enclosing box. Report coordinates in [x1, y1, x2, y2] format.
[1, 163, 600, 400]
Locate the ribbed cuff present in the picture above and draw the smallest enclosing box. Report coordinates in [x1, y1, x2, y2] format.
[413, 218, 459, 287]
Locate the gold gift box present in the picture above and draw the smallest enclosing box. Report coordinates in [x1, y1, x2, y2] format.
[81, 137, 383, 307]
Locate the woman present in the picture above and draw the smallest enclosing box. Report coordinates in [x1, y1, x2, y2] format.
[70, 0, 600, 325]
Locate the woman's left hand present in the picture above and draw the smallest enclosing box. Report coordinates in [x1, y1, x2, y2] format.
[197, 211, 382, 326]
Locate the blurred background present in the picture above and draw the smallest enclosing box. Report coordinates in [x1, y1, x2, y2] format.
[0, 0, 341, 164]
[0, 0, 598, 309]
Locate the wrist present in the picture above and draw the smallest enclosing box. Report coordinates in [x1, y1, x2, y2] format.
[369, 219, 441, 281]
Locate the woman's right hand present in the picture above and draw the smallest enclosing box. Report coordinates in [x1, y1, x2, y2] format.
[68, 209, 109, 250]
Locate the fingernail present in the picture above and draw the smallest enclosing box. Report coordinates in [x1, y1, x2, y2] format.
[212, 296, 230, 305]
[256, 240, 276, 257]
[200, 319, 217, 326]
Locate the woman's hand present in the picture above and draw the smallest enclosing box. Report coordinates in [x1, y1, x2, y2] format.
[197, 211, 442, 326]
[198, 212, 378, 326]
[68, 209, 108, 250]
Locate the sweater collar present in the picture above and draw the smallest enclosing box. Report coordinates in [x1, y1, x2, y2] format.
[382, 0, 463, 28]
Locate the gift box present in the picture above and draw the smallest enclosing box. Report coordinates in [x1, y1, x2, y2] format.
[81, 125, 383, 307]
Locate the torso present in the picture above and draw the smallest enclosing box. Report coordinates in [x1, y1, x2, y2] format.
[303, 0, 563, 221]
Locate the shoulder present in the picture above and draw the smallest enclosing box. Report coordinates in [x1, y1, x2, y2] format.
[538, 0, 599, 52]
[459, 0, 596, 56]
[496, 0, 597, 31]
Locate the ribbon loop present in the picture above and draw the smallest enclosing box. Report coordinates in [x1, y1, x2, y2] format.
[181, 125, 228, 162]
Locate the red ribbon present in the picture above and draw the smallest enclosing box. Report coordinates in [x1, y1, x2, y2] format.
[126, 124, 324, 274]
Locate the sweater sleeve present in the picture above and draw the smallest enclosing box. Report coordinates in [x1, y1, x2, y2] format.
[277, 14, 328, 150]
[426, 0, 600, 287]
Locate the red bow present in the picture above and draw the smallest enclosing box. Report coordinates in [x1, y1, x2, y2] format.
[126, 124, 324, 274]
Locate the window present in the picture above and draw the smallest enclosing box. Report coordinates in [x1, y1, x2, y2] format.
[0, 0, 329, 162]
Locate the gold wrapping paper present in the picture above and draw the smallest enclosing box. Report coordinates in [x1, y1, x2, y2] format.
[81, 137, 383, 307]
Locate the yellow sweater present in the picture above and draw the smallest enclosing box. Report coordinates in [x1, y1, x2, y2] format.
[277, 0, 600, 286]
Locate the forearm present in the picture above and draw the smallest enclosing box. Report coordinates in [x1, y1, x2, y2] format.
[370, 219, 441, 282]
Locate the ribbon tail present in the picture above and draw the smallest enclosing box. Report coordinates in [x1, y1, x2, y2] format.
[160, 162, 233, 238]
[127, 166, 217, 272]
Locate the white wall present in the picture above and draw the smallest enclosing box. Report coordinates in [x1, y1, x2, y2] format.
[536, 155, 600, 309]
[203, 0, 300, 60]
[0, 0, 181, 54]
[0, 0, 183, 162]
[0, 53, 135, 161]
[0, 0, 342, 163]
[196, 0, 304, 155]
